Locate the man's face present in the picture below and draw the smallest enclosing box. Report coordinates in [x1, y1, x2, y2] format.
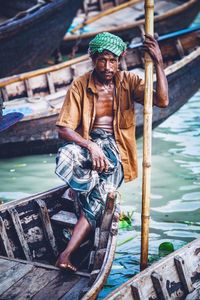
[93, 51, 119, 82]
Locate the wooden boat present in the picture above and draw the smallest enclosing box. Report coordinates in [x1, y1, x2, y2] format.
[0, 26, 200, 158]
[0, 0, 83, 78]
[105, 237, 200, 300]
[61, 0, 200, 53]
[0, 185, 119, 299]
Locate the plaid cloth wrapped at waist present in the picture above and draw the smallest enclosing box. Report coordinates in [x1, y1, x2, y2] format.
[55, 129, 121, 192]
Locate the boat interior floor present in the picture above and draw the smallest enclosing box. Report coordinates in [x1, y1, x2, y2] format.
[0, 186, 117, 298]
[68, 0, 179, 35]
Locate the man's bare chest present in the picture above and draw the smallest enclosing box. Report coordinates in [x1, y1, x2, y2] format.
[95, 85, 114, 117]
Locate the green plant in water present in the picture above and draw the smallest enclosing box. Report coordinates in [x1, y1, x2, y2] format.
[148, 242, 175, 264]
[119, 211, 134, 229]
[159, 242, 174, 257]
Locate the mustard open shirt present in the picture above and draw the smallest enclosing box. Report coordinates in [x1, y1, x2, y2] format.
[56, 70, 145, 182]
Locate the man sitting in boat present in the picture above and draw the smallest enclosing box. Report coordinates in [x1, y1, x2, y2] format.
[55, 32, 169, 271]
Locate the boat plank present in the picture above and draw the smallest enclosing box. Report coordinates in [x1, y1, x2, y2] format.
[60, 277, 89, 300]
[0, 258, 20, 273]
[46, 72, 56, 94]
[185, 287, 200, 300]
[32, 273, 82, 300]
[36, 199, 58, 257]
[1, 87, 9, 102]
[0, 255, 90, 277]
[51, 210, 78, 227]
[100, 195, 115, 231]
[151, 271, 169, 300]
[0, 259, 33, 295]
[174, 255, 194, 294]
[131, 282, 144, 300]
[0, 216, 14, 258]
[24, 79, 33, 98]
[105, 239, 200, 300]
[8, 208, 32, 260]
[1, 266, 59, 300]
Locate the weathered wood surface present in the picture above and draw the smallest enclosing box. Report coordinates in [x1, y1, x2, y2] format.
[105, 238, 200, 300]
[1, 26, 199, 101]
[70, 0, 142, 34]
[174, 255, 194, 294]
[62, 0, 200, 52]
[51, 210, 78, 226]
[0, 0, 83, 78]
[185, 287, 200, 300]
[8, 207, 32, 260]
[0, 259, 81, 299]
[1, 266, 59, 300]
[36, 199, 58, 257]
[32, 274, 84, 300]
[0, 186, 65, 261]
[60, 278, 90, 300]
[0, 216, 14, 258]
[0, 258, 34, 295]
[0, 185, 119, 299]
[0, 256, 89, 299]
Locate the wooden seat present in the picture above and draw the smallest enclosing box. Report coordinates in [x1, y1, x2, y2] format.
[51, 210, 78, 227]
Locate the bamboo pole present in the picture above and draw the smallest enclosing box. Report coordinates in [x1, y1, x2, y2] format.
[70, 0, 142, 33]
[140, 0, 154, 271]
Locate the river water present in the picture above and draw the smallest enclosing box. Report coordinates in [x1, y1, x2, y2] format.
[0, 19, 200, 300]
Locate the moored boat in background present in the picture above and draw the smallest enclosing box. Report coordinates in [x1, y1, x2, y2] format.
[0, 0, 83, 78]
[0, 26, 200, 157]
[61, 0, 200, 54]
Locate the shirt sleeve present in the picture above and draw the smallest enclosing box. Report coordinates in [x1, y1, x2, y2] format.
[56, 82, 82, 130]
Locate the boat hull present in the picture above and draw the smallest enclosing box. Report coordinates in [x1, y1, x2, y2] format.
[135, 48, 200, 138]
[0, 0, 82, 78]
[0, 48, 199, 158]
[61, 0, 200, 53]
[105, 237, 200, 300]
[0, 185, 119, 299]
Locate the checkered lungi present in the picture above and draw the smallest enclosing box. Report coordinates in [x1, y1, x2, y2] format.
[55, 129, 124, 230]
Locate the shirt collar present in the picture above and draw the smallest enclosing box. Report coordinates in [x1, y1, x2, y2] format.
[87, 70, 128, 93]
[87, 71, 97, 94]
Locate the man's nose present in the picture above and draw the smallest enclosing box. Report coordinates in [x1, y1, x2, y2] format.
[105, 61, 112, 70]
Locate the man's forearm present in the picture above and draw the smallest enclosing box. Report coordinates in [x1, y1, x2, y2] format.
[57, 126, 91, 149]
[153, 63, 169, 108]
[57, 126, 109, 172]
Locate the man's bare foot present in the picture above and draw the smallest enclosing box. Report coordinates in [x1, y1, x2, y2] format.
[55, 252, 77, 272]
[55, 213, 91, 273]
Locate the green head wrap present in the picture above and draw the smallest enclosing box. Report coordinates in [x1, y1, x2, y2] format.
[89, 32, 127, 57]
